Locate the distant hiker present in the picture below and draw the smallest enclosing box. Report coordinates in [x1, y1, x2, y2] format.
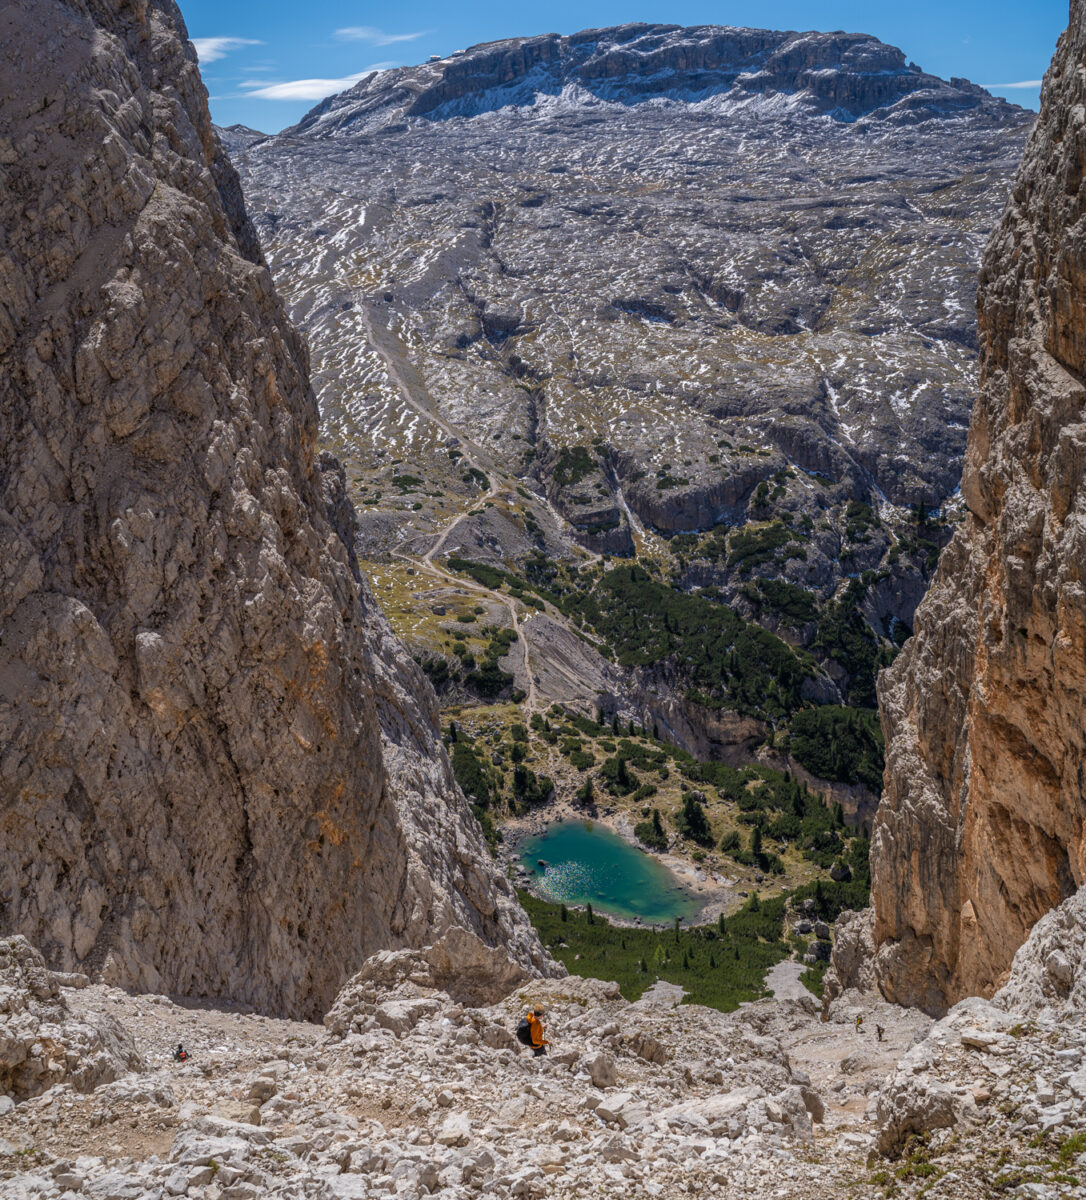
[876, 1024, 884, 1043]
[173, 1044, 188, 1062]
[855, 1015, 863, 1034]
[516, 1006, 548, 1056]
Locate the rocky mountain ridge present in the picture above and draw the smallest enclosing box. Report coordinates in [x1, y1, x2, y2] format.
[291, 23, 1016, 137]
[0, 0, 549, 1019]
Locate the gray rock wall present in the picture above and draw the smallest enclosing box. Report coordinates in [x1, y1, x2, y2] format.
[0, 0, 548, 1019]
[869, 1, 1086, 1013]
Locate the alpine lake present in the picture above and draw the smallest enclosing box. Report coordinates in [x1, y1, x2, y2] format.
[516, 820, 700, 926]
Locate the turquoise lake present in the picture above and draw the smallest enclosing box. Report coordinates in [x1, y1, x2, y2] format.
[517, 820, 699, 925]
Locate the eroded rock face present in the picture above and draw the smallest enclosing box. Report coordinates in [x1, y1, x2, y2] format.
[0, 0, 548, 1019]
[870, 1, 1086, 1013]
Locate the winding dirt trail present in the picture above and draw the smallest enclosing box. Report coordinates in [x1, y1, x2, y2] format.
[357, 297, 555, 714]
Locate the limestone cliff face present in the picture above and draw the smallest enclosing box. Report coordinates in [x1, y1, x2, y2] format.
[868, 2, 1086, 1014]
[0, 0, 548, 1019]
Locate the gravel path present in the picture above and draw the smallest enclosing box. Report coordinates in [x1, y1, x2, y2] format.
[765, 960, 811, 1003]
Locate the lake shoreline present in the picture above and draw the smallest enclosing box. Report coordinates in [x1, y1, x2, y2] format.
[498, 802, 741, 928]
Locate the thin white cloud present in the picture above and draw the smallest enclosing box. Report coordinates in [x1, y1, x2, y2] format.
[239, 67, 391, 101]
[335, 25, 429, 46]
[191, 36, 263, 63]
[982, 79, 1043, 89]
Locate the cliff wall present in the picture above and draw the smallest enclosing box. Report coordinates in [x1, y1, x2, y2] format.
[867, 1, 1086, 1013]
[0, 0, 548, 1020]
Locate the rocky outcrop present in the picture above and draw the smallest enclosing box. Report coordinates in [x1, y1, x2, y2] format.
[874, 886, 1086, 1158]
[822, 909, 877, 1006]
[323, 926, 546, 1032]
[994, 884, 1086, 1016]
[0, 936, 142, 1100]
[0, 0, 548, 1020]
[870, 2, 1086, 1014]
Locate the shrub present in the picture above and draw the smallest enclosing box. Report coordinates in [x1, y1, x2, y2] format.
[727, 521, 804, 572]
[450, 740, 495, 809]
[554, 445, 596, 488]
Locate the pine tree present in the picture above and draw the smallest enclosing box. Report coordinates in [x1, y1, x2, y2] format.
[673, 916, 681, 942]
[751, 824, 763, 857]
[639, 957, 648, 973]
[611, 715, 620, 735]
[560, 903, 568, 922]
[449, 721, 459, 742]
[586, 903, 595, 925]
[709, 952, 716, 969]
[718, 912, 727, 936]
[679, 794, 712, 845]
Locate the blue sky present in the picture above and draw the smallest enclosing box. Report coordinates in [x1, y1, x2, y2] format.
[180, 0, 1066, 132]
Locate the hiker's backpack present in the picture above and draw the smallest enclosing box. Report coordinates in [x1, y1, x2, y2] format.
[515, 1018, 534, 1047]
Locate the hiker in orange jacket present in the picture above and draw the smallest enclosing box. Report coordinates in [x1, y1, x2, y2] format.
[527, 1006, 548, 1057]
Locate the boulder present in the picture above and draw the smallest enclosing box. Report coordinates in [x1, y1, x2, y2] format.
[877, 1072, 975, 1157]
[374, 997, 443, 1036]
[586, 1051, 616, 1089]
[823, 908, 878, 1004]
[436, 1112, 472, 1147]
[626, 1031, 668, 1065]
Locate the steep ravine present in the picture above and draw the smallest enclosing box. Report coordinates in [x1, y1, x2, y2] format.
[0, 0, 550, 1020]
[850, 0, 1086, 1014]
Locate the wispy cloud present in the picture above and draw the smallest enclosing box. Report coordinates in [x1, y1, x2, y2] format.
[335, 25, 429, 46]
[239, 66, 392, 101]
[982, 79, 1043, 89]
[191, 36, 263, 63]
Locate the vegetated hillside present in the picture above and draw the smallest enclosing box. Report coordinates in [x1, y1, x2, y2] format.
[225, 23, 1030, 798]
[0, 0, 549, 1019]
[857, 0, 1086, 1015]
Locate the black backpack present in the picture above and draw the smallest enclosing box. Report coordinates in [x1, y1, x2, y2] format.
[515, 1018, 534, 1047]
